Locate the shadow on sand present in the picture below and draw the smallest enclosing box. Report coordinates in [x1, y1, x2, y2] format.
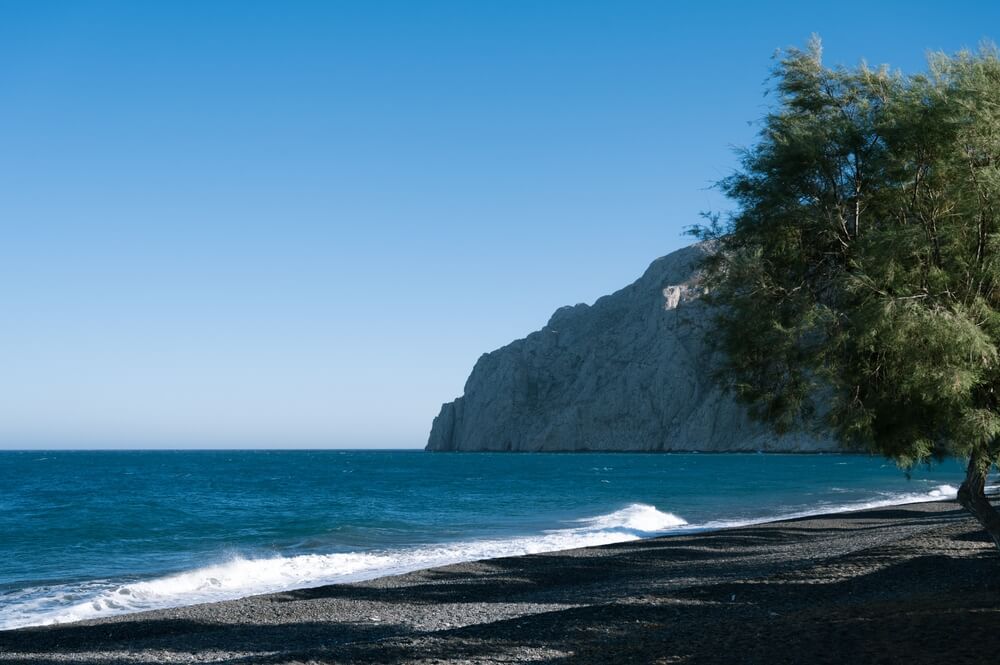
[1, 505, 995, 665]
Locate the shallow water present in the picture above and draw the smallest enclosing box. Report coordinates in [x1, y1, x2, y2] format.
[0, 450, 966, 629]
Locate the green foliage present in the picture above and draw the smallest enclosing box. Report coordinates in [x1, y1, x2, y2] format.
[693, 39, 1000, 470]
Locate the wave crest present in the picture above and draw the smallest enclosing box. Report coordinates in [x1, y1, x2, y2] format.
[0, 486, 963, 631]
[0, 502, 687, 630]
[575, 503, 688, 532]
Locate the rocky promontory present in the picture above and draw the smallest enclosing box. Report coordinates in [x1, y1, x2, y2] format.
[427, 243, 836, 452]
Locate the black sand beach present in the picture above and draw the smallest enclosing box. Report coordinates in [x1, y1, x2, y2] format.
[2, 500, 998, 664]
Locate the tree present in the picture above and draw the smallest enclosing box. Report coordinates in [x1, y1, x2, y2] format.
[692, 37, 1000, 548]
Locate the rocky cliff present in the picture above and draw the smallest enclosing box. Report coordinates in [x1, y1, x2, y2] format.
[426, 243, 837, 452]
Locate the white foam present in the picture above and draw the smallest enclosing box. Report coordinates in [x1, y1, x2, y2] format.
[576, 503, 687, 532]
[0, 503, 683, 631]
[0, 485, 965, 631]
[671, 484, 961, 533]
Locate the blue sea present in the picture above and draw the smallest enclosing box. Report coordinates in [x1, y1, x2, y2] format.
[0, 450, 967, 630]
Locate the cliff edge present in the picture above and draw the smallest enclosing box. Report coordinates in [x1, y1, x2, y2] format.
[427, 243, 836, 452]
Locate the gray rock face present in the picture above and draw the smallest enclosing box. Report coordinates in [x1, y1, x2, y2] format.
[426, 243, 837, 452]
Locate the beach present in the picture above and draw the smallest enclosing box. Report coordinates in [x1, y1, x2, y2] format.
[2, 499, 997, 664]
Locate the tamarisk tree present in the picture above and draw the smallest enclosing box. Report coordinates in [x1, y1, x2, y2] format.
[693, 38, 1000, 547]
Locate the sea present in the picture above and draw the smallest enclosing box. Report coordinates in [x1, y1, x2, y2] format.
[0, 450, 967, 631]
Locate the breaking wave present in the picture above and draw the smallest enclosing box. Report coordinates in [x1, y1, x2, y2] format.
[0, 503, 683, 630]
[0, 484, 967, 631]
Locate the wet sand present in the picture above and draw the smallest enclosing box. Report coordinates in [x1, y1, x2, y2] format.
[2, 500, 998, 664]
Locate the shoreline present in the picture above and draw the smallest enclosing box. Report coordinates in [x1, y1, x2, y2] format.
[2, 499, 997, 664]
[0, 484, 963, 632]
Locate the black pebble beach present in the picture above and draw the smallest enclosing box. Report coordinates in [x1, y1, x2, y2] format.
[2, 500, 998, 664]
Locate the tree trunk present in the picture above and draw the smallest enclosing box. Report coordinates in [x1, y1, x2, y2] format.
[957, 451, 1000, 550]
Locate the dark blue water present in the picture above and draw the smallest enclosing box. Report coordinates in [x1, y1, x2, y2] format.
[0, 450, 965, 629]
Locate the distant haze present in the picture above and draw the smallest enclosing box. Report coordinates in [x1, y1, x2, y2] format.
[1, 1, 996, 448]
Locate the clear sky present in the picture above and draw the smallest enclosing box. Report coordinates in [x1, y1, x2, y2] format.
[2, 1, 999, 448]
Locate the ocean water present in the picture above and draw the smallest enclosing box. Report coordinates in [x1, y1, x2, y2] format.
[0, 450, 966, 630]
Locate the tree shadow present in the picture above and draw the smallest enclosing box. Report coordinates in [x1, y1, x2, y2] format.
[331, 542, 1000, 665]
[0, 616, 409, 664]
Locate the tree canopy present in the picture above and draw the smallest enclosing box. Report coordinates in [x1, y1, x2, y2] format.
[693, 38, 1000, 546]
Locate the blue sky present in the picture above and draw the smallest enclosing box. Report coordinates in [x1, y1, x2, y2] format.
[2, 1, 998, 448]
